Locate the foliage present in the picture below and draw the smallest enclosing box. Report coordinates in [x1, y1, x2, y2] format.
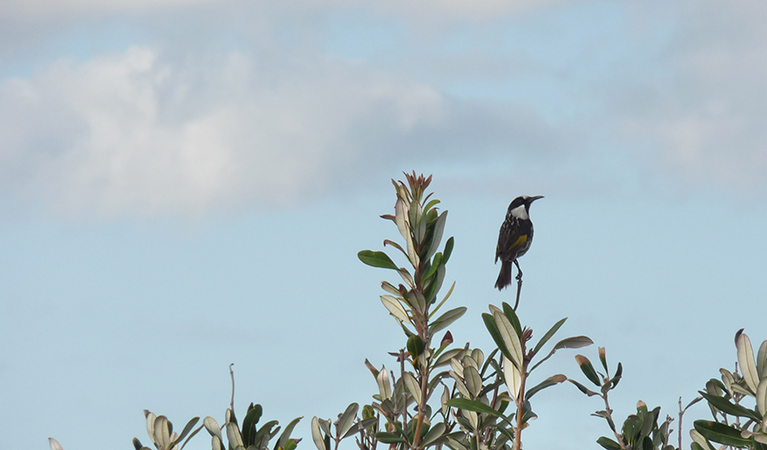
[691, 329, 767, 450]
[311, 172, 591, 450]
[569, 347, 696, 450]
[44, 172, 762, 450]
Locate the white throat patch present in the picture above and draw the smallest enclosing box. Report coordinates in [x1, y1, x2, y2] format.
[511, 204, 528, 220]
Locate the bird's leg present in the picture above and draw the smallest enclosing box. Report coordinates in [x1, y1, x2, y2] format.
[513, 260, 523, 310]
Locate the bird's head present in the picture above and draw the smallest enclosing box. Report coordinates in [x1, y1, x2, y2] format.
[507, 195, 544, 219]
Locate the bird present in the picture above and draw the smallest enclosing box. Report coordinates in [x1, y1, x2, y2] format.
[495, 195, 544, 291]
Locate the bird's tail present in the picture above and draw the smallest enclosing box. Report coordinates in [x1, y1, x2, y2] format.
[495, 260, 513, 290]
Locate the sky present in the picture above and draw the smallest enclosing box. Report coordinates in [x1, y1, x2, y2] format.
[1, 0, 767, 449]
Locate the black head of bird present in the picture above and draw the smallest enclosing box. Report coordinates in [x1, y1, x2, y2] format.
[494, 195, 543, 291]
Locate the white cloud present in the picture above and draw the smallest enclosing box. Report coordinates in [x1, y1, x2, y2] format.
[613, 0, 767, 196]
[4, 0, 568, 19]
[0, 45, 562, 217]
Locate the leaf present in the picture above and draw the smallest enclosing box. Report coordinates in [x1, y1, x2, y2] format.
[493, 310, 523, 371]
[531, 317, 567, 356]
[693, 420, 754, 447]
[377, 367, 392, 400]
[526, 374, 567, 399]
[154, 416, 171, 448]
[203, 417, 222, 439]
[422, 252, 443, 282]
[501, 302, 522, 337]
[380, 296, 410, 324]
[407, 335, 425, 359]
[757, 378, 767, 417]
[336, 403, 359, 439]
[49, 438, 64, 450]
[277, 417, 302, 450]
[310, 417, 326, 450]
[609, 362, 623, 390]
[394, 196, 410, 241]
[434, 348, 462, 367]
[698, 391, 761, 421]
[735, 329, 759, 393]
[504, 356, 524, 402]
[422, 422, 446, 446]
[376, 432, 406, 444]
[429, 307, 467, 335]
[575, 355, 601, 386]
[464, 366, 482, 398]
[357, 251, 398, 270]
[424, 211, 448, 261]
[596, 436, 622, 450]
[442, 236, 455, 265]
[253, 420, 279, 449]
[242, 404, 262, 445]
[446, 398, 501, 416]
[554, 335, 593, 350]
[757, 339, 767, 379]
[483, 313, 512, 362]
[226, 422, 245, 449]
[689, 429, 714, 450]
[403, 372, 422, 401]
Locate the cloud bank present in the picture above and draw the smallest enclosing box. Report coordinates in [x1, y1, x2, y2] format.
[0, 44, 563, 217]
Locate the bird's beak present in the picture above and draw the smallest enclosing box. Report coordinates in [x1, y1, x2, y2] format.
[530, 195, 544, 202]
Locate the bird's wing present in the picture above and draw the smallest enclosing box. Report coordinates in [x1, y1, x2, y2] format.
[496, 220, 527, 261]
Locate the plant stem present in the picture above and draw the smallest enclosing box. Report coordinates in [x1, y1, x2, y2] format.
[513, 367, 527, 450]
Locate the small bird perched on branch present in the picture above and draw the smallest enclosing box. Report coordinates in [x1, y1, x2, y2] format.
[495, 195, 544, 291]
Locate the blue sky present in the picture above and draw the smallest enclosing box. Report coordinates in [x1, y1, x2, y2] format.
[2, 1, 767, 449]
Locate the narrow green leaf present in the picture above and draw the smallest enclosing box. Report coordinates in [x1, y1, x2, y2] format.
[336, 403, 359, 439]
[482, 313, 512, 362]
[596, 436, 622, 450]
[376, 432, 406, 444]
[242, 404, 262, 445]
[501, 302, 522, 337]
[694, 420, 753, 447]
[446, 398, 502, 416]
[175, 417, 200, 443]
[526, 374, 567, 399]
[698, 391, 761, 421]
[429, 307, 467, 335]
[357, 250, 398, 270]
[609, 362, 623, 389]
[277, 417, 302, 450]
[253, 420, 279, 449]
[424, 211, 448, 261]
[575, 355, 601, 386]
[442, 236, 454, 264]
[422, 252, 443, 281]
[555, 335, 593, 350]
[422, 422, 446, 446]
[532, 317, 567, 356]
